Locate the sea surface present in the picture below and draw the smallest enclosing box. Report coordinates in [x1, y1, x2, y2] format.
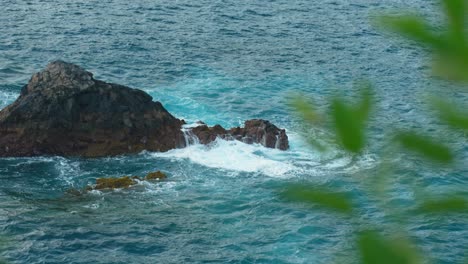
[1, 0, 467, 263]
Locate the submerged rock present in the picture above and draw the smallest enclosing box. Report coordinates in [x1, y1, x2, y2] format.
[94, 176, 137, 190]
[191, 119, 289, 150]
[74, 171, 169, 192]
[0, 61, 289, 157]
[145, 171, 167, 180]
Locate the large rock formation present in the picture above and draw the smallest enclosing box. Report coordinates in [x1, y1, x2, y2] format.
[0, 61, 184, 157]
[0, 61, 289, 157]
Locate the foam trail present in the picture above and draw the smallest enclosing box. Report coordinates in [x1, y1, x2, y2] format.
[0, 91, 18, 109]
[181, 124, 201, 147]
[150, 138, 297, 178]
[148, 130, 380, 178]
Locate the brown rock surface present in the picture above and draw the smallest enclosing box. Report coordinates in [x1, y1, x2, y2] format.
[144, 171, 167, 180]
[94, 176, 137, 190]
[0, 61, 185, 157]
[191, 119, 289, 150]
[0, 61, 289, 157]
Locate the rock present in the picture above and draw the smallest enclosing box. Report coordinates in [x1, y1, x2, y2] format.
[0, 61, 185, 157]
[86, 170, 167, 191]
[191, 119, 289, 150]
[0, 61, 289, 157]
[94, 176, 137, 190]
[240, 119, 289, 150]
[191, 124, 228, 145]
[144, 171, 167, 180]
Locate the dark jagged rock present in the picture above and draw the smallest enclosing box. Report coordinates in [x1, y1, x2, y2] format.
[0, 61, 185, 157]
[191, 124, 228, 145]
[0, 61, 289, 157]
[191, 119, 289, 150]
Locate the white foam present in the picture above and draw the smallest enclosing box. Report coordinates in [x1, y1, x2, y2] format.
[0, 91, 18, 109]
[54, 157, 81, 187]
[149, 138, 298, 178]
[146, 130, 381, 179]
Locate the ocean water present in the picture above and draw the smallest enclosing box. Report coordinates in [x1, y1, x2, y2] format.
[1, 0, 467, 263]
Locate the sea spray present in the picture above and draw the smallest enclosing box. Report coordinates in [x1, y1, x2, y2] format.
[181, 124, 201, 147]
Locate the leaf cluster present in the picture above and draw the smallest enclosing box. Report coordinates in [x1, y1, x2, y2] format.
[282, 1, 468, 263]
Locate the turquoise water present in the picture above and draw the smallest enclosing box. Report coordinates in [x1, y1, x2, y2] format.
[1, 0, 467, 263]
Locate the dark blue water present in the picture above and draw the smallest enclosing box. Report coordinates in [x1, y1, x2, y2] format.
[1, 0, 467, 263]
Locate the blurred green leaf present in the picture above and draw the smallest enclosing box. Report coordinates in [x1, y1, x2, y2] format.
[377, 6, 468, 82]
[355, 81, 373, 121]
[432, 51, 468, 82]
[442, 0, 465, 38]
[431, 98, 468, 130]
[377, 15, 442, 48]
[358, 231, 421, 264]
[330, 83, 373, 154]
[331, 98, 365, 153]
[281, 185, 353, 214]
[395, 131, 454, 164]
[289, 95, 329, 151]
[418, 196, 468, 214]
[290, 96, 321, 123]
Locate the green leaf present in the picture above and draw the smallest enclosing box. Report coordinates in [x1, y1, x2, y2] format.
[290, 96, 320, 123]
[358, 231, 421, 264]
[281, 185, 353, 214]
[331, 98, 365, 153]
[329, 83, 373, 154]
[395, 131, 454, 164]
[376, 5, 468, 82]
[442, 0, 465, 37]
[289, 96, 328, 151]
[432, 48, 468, 82]
[377, 15, 442, 48]
[418, 196, 468, 214]
[355, 80, 373, 121]
[431, 98, 468, 131]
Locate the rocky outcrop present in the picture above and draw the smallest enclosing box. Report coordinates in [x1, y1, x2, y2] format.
[94, 176, 138, 190]
[66, 171, 168, 194]
[0, 61, 185, 157]
[191, 119, 289, 150]
[92, 171, 167, 190]
[0, 61, 289, 157]
[144, 171, 167, 180]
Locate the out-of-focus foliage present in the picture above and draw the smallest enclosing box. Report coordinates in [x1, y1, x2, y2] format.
[331, 82, 372, 154]
[289, 82, 373, 153]
[395, 131, 454, 164]
[431, 97, 468, 131]
[358, 231, 421, 264]
[282, 0, 468, 263]
[290, 97, 321, 124]
[281, 184, 353, 215]
[377, 0, 468, 82]
[418, 196, 468, 214]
